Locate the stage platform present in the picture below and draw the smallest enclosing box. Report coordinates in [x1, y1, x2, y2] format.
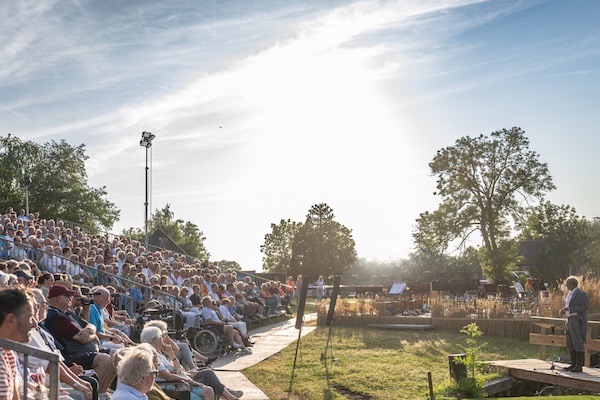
[488, 358, 600, 393]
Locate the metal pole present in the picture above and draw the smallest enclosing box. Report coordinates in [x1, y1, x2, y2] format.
[144, 145, 149, 249]
[25, 186, 29, 216]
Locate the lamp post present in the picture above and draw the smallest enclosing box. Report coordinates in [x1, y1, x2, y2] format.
[140, 131, 155, 249]
[23, 175, 31, 216]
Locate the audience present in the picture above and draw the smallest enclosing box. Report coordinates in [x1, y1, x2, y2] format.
[0, 206, 299, 400]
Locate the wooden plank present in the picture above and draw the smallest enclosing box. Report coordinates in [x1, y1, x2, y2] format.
[532, 316, 600, 326]
[529, 333, 566, 347]
[587, 338, 600, 351]
[489, 359, 600, 393]
[484, 377, 515, 396]
[533, 322, 567, 331]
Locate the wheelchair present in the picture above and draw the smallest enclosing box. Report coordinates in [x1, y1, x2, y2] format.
[133, 304, 230, 355]
[184, 315, 230, 356]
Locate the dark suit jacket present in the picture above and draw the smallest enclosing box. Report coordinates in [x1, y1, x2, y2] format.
[568, 287, 589, 339]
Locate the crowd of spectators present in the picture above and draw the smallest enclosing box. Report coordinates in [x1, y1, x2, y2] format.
[0, 206, 302, 400]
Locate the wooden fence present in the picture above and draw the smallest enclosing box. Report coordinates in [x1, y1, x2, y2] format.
[317, 315, 535, 340]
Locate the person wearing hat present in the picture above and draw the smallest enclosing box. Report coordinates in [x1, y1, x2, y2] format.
[45, 285, 116, 400]
[14, 269, 35, 287]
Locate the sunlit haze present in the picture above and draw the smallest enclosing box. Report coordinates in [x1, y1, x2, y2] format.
[2, 0, 600, 269]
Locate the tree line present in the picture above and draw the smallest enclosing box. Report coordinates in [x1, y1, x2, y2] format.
[4, 129, 596, 285]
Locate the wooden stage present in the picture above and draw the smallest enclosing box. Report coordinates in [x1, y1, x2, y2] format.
[488, 359, 600, 393]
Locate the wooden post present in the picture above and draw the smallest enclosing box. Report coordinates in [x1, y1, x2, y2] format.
[427, 371, 434, 400]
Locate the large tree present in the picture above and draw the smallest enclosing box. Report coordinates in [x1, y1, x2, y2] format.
[260, 219, 303, 273]
[289, 203, 357, 279]
[122, 203, 210, 260]
[420, 127, 555, 280]
[519, 202, 596, 280]
[0, 134, 120, 230]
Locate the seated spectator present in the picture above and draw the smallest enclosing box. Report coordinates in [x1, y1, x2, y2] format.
[9, 236, 28, 261]
[84, 287, 126, 349]
[128, 276, 145, 311]
[44, 285, 116, 400]
[14, 269, 35, 288]
[178, 287, 194, 310]
[189, 284, 202, 306]
[140, 326, 243, 400]
[139, 326, 213, 400]
[0, 286, 37, 400]
[199, 296, 251, 355]
[143, 320, 217, 371]
[110, 346, 155, 400]
[28, 288, 96, 400]
[92, 265, 113, 287]
[112, 345, 171, 400]
[218, 298, 252, 348]
[40, 245, 60, 273]
[259, 282, 281, 312]
[208, 283, 221, 302]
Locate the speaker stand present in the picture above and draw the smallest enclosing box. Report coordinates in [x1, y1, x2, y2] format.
[287, 310, 304, 398]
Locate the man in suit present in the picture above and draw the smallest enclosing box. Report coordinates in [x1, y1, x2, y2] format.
[562, 276, 589, 372]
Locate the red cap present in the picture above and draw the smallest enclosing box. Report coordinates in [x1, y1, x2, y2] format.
[49, 285, 76, 299]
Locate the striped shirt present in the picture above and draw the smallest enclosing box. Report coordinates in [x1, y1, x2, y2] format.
[0, 348, 18, 400]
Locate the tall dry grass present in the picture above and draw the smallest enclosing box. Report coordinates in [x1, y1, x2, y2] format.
[317, 275, 599, 321]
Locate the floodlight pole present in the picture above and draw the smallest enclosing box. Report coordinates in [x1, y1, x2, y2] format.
[23, 175, 31, 216]
[140, 132, 155, 249]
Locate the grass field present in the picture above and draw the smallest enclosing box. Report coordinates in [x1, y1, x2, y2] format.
[244, 320, 600, 399]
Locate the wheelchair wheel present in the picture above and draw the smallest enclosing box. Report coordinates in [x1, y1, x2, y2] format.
[192, 329, 220, 354]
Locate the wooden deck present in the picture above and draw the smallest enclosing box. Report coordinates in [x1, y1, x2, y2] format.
[488, 359, 600, 393]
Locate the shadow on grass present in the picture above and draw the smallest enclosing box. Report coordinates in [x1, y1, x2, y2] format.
[322, 388, 335, 400]
[335, 326, 462, 351]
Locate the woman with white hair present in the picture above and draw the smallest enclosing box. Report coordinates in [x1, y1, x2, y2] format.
[139, 326, 213, 400]
[140, 326, 243, 400]
[111, 347, 155, 400]
[143, 320, 217, 370]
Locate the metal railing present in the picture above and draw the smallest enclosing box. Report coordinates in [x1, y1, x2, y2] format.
[56, 218, 199, 265]
[56, 218, 120, 243]
[0, 337, 60, 400]
[0, 237, 178, 318]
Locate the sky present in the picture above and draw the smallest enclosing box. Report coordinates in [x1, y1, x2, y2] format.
[2, 0, 600, 270]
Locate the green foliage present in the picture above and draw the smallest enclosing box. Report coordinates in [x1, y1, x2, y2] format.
[456, 323, 488, 379]
[122, 203, 210, 259]
[478, 239, 521, 280]
[436, 375, 487, 399]
[217, 260, 241, 271]
[260, 219, 302, 273]
[518, 202, 599, 280]
[416, 127, 554, 281]
[0, 134, 120, 230]
[289, 203, 357, 279]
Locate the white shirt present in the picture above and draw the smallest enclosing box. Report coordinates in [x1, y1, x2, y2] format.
[565, 287, 578, 317]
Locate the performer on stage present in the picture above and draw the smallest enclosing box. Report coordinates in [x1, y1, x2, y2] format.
[561, 276, 589, 372]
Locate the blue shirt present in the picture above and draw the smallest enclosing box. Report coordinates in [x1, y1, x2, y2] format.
[89, 303, 105, 342]
[111, 383, 148, 400]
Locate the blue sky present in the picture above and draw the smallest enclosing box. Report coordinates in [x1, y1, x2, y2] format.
[2, 0, 600, 269]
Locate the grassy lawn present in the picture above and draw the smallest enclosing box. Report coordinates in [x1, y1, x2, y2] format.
[244, 321, 599, 399]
